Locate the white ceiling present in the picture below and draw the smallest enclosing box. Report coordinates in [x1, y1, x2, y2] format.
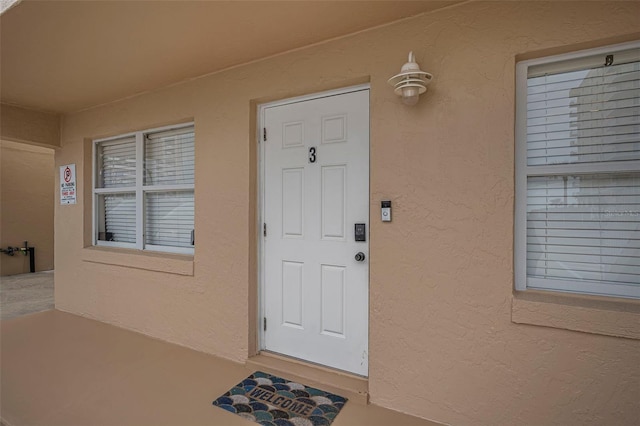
[0, 0, 459, 113]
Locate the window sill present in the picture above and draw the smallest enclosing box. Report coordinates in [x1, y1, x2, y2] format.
[511, 290, 640, 340]
[82, 246, 194, 276]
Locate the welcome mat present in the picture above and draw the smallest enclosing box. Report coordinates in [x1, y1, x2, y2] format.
[213, 371, 348, 426]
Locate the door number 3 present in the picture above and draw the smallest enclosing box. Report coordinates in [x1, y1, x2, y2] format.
[309, 147, 317, 163]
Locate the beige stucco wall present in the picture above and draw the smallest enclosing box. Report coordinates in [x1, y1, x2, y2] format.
[0, 103, 60, 148]
[55, 2, 640, 425]
[1, 140, 55, 275]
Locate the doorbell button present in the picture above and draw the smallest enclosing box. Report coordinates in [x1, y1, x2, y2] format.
[381, 200, 391, 222]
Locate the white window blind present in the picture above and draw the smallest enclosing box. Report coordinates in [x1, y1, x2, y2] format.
[145, 191, 194, 248]
[101, 193, 136, 243]
[93, 123, 195, 254]
[145, 129, 195, 185]
[527, 173, 640, 286]
[97, 136, 136, 188]
[516, 42, 640, 299]
[526, 61, 640, 166]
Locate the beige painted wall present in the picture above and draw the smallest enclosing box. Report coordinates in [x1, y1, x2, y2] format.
[0, 103, 60, 148]
[1, 140, 55, 275]
[55, 2, 640, 425]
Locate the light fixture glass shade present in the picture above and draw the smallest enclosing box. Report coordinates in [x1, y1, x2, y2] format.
[402, 89, 419, 105]
[388, 52, 432, 105]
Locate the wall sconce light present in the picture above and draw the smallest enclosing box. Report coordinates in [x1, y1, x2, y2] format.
[388, 51, 432, 106]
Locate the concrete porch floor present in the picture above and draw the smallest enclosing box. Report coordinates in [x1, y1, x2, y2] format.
[0, 271, 54, 321]
[1, 310, 440, 426]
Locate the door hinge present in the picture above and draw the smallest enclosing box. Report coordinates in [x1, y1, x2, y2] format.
[263, 128, 267, 142]
[263, 223, 267, 237]
[263, 317, 267, 331]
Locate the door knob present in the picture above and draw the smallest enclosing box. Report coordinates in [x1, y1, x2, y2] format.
[355, 252, 366, 262]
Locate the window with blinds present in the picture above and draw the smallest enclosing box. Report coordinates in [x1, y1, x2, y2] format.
[515, 42, 640, 299]
[93, 123, 195, 254]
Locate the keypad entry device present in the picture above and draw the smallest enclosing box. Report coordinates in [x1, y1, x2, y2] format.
[355, 223, 366, 242]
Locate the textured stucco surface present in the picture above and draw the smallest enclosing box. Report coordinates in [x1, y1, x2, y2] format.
[0, 104, 60, 148]
[1, 140, 55, 275]
[55, 2, 640, 425]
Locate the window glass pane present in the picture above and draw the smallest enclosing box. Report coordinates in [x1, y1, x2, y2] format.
[144, 128, 194, 186]
[98, 193, 136, 243]
[144, 191, 194, 248]
[526, 173, 640, 286]
[526, 61, 640, 166]
[97, 137, 136, 188]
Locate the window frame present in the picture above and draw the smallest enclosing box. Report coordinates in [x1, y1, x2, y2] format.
[515, 40, 640, 299]
[92, 122, 195, 255]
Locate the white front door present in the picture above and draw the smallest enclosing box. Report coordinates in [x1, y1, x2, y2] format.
[261, 88, 369, 376]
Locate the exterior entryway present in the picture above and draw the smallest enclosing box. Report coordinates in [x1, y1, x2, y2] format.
[260, 87, 370, 376]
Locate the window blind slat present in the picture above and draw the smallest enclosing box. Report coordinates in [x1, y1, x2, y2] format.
[527, 229, 639, 240]
[528, 261, 640, 277]
[527, 89, 640, 114]
[528, 243, 640, 257]
[527, 114, 639, 135]
[526, 148, 640, 165]
[527, 62, 639, 86]
[526, 266, 638, 285]
[528, 104, 639, 126]
[528, 192, 640, 201]
[527, 77, 639, 95]
[528, 79, 639, 103]
[528, 141, 640, 157]
[528, 91, 638, 115]
[526, 150, 640, 165]
[528, 236, 638, 248]
[527, 214, 639, 223]
[528, 134, 639, 152]
[527, 125, 638, 145]
[527, 253, 640, 267]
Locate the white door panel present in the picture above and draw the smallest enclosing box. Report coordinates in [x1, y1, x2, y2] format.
[262, 89, 369, 376]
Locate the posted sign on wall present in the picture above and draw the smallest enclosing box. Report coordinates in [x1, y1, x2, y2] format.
[60, 164, 77, 205]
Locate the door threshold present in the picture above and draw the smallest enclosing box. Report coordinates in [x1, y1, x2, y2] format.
[246, 351, 369, 405]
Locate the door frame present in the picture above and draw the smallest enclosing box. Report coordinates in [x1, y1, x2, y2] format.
[257, 83, 371, 356]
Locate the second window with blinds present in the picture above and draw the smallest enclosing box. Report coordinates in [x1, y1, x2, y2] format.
[93, 123, 195, 254]
[515, 42, 639, 299]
